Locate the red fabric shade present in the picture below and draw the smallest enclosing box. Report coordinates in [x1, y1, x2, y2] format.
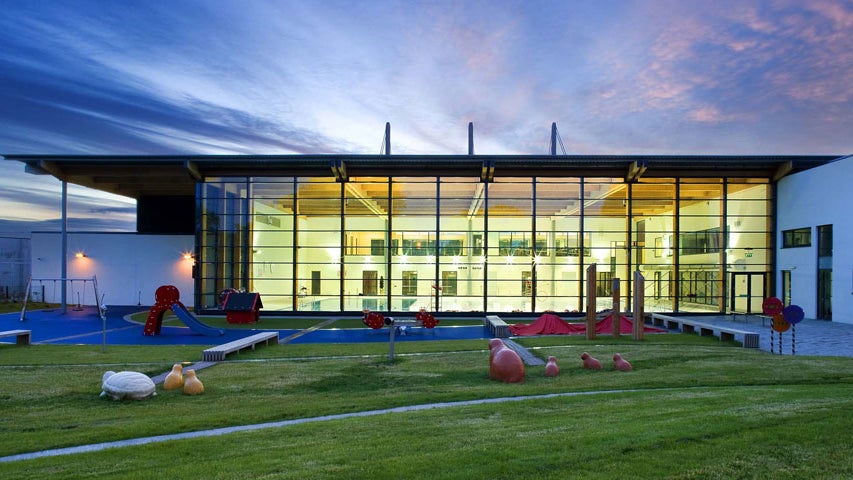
[509, 313, 665, 336]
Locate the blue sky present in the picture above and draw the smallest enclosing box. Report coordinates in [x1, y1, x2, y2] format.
[1, 0, 852, 233]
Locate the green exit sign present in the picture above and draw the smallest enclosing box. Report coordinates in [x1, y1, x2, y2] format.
[745, 252, 753, 258]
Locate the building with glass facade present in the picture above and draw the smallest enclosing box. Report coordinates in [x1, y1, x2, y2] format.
[7, 149, 842, 318]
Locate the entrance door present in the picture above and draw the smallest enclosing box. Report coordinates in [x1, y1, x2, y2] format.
[362, 271, 378, 296]
[818, 269, 832, 320]
[817, 224, 832, 320]
[730, 272, 766, 314]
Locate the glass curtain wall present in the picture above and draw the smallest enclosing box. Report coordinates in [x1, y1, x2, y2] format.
[486, 178, 533, 312]
[437, 178, 485, 312]
[198, 178, 250, 309]
[198, 175, 772, 314]
[343, 177, 390, 312]
[536, 178, 583, 312]
[726, 179, 773, 313]
[632, 178, 676, 312]
[678, 179, 724, 311]
[584, 178, 629, 312]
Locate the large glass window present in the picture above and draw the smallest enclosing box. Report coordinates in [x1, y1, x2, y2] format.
[486, 178, 533, 312]
[632, 178, 675, 312]
[197, 173, 772, 315]
[252, 178, 296, 310]
[584, 178, 629, 312]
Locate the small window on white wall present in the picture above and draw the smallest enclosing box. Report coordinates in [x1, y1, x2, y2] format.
[782, 228, 811, 248]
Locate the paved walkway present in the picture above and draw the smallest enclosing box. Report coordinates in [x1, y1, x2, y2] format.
[675, 315, 853, 357]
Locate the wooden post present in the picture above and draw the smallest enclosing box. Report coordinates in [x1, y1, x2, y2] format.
[586, 263, 597, 340]
[633, 270, 645, 340]
[612, 277, 621, 338]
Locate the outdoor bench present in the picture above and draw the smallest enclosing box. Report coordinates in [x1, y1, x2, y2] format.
[484, 315, 510, 338]
[650, 313, 759, 348]
[0, 329, 31, 345]
[202, 331, 279, 361]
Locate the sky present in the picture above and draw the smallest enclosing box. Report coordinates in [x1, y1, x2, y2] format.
[1, 0, 852, 234]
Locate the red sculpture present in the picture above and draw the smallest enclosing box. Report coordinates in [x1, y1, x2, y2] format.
[544, 356, 560, 377]
[143, 285, 182, 336]
[488, 339, 525, 383]
[362, 310, 385, 329]
[416, 309, 439, 328]
[581, 352, 602, 370]
[613, 353, 633, 372]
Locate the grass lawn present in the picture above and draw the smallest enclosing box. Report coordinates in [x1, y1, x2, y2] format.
[1, 334, 852, 479]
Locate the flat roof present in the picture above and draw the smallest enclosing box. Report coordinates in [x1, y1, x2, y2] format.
[3, 153, 842, 199]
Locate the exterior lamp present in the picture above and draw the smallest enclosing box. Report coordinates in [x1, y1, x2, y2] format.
[75, 252, 87, 259]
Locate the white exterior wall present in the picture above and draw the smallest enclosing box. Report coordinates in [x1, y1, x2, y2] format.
[777, 156, 853, 324]
[30, 233, 195, 307]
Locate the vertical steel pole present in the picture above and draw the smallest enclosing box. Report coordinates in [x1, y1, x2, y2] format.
[61, 180, 68, 314]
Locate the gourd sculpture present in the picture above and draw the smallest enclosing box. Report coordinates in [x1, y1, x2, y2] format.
[100, 371, 156, 400]
[581, 352, 602, 370]
[163, 364, 184, 390]
[182, 369, 205, 395]
[613, 353, 633, 372]
[488, 339, 525, 383]
[544, 356, 560, 377]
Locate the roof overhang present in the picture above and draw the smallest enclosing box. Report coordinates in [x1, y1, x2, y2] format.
[2, 153, 842, 199]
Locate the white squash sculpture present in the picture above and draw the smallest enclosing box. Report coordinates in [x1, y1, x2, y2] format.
[100, 371, 157, 400]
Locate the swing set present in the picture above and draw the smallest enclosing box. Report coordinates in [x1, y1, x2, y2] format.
[19, 276, 106, 322]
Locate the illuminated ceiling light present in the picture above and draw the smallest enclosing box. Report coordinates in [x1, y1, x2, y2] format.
[505, 255, 514, 264]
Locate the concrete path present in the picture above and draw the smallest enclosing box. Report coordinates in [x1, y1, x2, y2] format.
[0, 387, 648, 464]
[668, 315, 853, 357]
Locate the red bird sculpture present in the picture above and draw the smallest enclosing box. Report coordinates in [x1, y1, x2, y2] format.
[613, 353, 633, 372]
[581, 352, 602, 370]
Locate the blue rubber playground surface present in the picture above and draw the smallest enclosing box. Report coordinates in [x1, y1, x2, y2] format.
[1, 305, 492, 346]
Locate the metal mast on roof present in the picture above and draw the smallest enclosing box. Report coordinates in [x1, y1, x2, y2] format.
[380, 122, 391, 155]
[468, 122, 474, 155]
[549, 122, 567, 155]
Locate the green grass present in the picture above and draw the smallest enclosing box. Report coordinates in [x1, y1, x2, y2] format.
[128, 310, 489, 329]
[1, 334, 851, 479]
[0, 301, 56, 314]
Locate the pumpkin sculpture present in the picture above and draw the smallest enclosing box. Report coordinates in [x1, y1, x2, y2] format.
[544, 356, 560, 377]
[182, 369, 205, 395]
[100, 371, 156, 400]
[488, 339, 525, 383]
[163, 364, 184, 390]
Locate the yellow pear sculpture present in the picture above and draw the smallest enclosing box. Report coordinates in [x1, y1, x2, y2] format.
[163, 364, 184, 390]
[182, 369, 205, 395]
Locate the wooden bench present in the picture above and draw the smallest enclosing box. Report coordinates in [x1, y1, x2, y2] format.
[0, 329, 31, 345]
[651, 314, 759, 348]
[484, 315, 510, 338]
[202, 331, 279, 361]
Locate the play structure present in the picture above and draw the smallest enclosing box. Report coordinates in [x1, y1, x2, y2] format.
[511, 268, 660, 338]
[362, 308, 440, 330]
[144, 285, 225, 336]
[20, 276, 106, 321]
[222, 291, 263, 323]
[763, 296, 805, 355]
[362, 308, 440, 363]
